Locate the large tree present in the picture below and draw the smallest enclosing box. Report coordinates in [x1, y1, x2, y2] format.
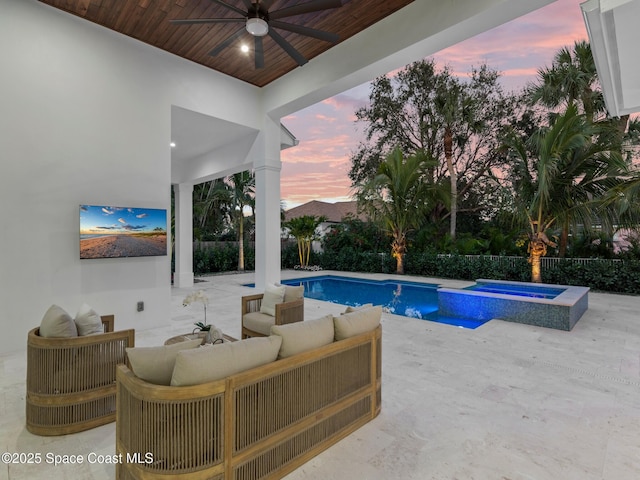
[504, 105, 633, 282]
[227, 171, 255, 271]
[527, 40, 605, 124]
[192, 179, 231, 240]
[527, 40, 640, 255]
[356, 148, 433, 274]
[349, 60, 517, 238]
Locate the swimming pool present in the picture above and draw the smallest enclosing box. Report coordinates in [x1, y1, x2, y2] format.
[248, 275, 589, 330]
[277, 275, 488, 329]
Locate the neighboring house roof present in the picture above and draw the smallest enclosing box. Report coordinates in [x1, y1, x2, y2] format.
[284, 200, 367, 223]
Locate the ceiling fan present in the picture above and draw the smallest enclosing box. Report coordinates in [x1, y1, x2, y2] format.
[171, 0, 345, 69]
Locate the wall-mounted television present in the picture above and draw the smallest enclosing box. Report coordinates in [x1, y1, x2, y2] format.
[80, 205, 168, 259]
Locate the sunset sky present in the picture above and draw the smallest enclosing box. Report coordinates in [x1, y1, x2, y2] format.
[80, 205, 167, 236]
[279, 0, 588, 209]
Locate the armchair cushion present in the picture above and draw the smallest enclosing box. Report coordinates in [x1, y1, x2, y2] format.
[39, 305, 78, 338]
[333, 306, 382, 341]
[283, 285, 304, 303]
[126, 339, 202, 385]
[243, 311, 276, 336]
[171, 335, 282, 386]
[259, 284, 286, 316]
[343, 303, 373, 314]
[74, 304, 104, 336]
[270, 314, 334, 359]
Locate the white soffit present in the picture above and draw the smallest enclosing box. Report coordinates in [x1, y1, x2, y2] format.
[582, 0, 640, 116]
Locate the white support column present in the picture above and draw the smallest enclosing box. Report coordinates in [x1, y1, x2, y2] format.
[254, 117, 282, 289]
[173, 183, 194, 288]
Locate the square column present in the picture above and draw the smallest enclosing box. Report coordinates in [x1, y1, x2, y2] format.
[173, 183, 194, 288]
[254, 117, 282, 289]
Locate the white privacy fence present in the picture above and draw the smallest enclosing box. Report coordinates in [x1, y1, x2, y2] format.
[436, 254, 623, 268]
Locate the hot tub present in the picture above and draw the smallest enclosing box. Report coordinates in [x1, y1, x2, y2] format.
[437, 279, 589, 331]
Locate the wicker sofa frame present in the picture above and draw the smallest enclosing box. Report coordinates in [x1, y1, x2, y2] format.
[26, 315, 135, 436]
[241, 293, 304, 339]
[116, 325, 382, 480]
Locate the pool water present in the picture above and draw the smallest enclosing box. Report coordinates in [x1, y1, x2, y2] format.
[278, 275, 488, 329]
[465, 283, 565, 299]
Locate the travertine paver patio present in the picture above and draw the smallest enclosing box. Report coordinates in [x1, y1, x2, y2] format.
[1, 270, 639, 479]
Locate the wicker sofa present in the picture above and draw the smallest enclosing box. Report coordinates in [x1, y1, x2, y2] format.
[116, 306, 382, 480]
[26, 315, 135, 436]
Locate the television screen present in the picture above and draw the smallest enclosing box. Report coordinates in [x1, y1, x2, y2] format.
[80, 205, 168, 259]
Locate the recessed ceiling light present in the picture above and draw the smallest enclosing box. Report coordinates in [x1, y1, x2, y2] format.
[241, 44, 249, 53]
[170, 142, 176, 148]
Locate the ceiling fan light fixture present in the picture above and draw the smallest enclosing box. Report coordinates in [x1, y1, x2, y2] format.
[246, 18, 268, 37]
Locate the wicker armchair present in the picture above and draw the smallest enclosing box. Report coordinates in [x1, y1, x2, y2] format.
[26, 315, 135, 436]
[241, 291, 304, 339]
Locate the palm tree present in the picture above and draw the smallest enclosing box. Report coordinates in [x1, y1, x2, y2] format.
[227, 171, 255, 271]
[283, 215, 326, 268]
[504, 105, 631, 282]
[527, 40, 605, 124]
[526, 40, 637, 255]
[434, 78, 464, 241]
[356, 148, 433, 274]
[193, 179, 231, 240]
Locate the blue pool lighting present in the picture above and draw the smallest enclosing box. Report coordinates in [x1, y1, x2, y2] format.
[276, 275, 489, 329]
[246, 276, 589, 331]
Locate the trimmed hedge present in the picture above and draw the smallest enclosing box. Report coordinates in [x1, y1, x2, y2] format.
[191, 243, 640, 294]
[405, 253, 640, 294]
[193, 243, 254, 274]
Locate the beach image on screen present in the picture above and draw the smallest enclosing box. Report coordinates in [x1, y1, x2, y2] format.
[80, 205, 168, 259]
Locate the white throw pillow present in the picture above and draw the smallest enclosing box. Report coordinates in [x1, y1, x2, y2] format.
[333, 306, 382, 341]
[170, 336, 282, 386]
[74, 303, 104, 336]
[126, 339, 203, 385]
[282, 284, 304, 303]
[270, 314, 334, 359]
[259, 283, 286, 316]
[39, 305, 78, 338]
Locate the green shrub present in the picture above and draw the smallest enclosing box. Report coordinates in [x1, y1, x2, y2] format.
[193, 243, 254, 274]
[192, 241, 640, 295]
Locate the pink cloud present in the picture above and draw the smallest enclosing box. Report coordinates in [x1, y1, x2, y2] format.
[281, 0, 591, 208]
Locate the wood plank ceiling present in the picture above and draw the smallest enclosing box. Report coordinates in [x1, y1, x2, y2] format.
[37, 0, 414, 87]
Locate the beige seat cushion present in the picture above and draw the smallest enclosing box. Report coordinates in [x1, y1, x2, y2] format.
[333, 305, 382, 341]
[270, 314, 334, 359]
[260, 283, 286, 316]
[74, 304, 104, 336]
[343, 303, 373, 314]
[171, 336, 282, 386]
[126, 339, 203, 385]
[39, 305, 78, 338]
[243, 311, 276, 335]
[283, 285, 304, 302]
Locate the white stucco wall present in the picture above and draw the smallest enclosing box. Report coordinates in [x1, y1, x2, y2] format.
[0, 0, 261, 354]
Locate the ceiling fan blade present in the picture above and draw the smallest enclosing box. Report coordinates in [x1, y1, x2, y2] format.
[259, 0, 275, 10]
[268, 29, 307, 66]
[255, 36, 265, 69]
[270, 20, 339, 43]
[170, 18, 245, 25]
[209, 27, 246, 56]
[269, 0, 343, 20]
[209, 0, 248, 17]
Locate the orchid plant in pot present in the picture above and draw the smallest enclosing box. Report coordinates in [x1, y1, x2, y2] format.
[183, 290, 213, 342]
